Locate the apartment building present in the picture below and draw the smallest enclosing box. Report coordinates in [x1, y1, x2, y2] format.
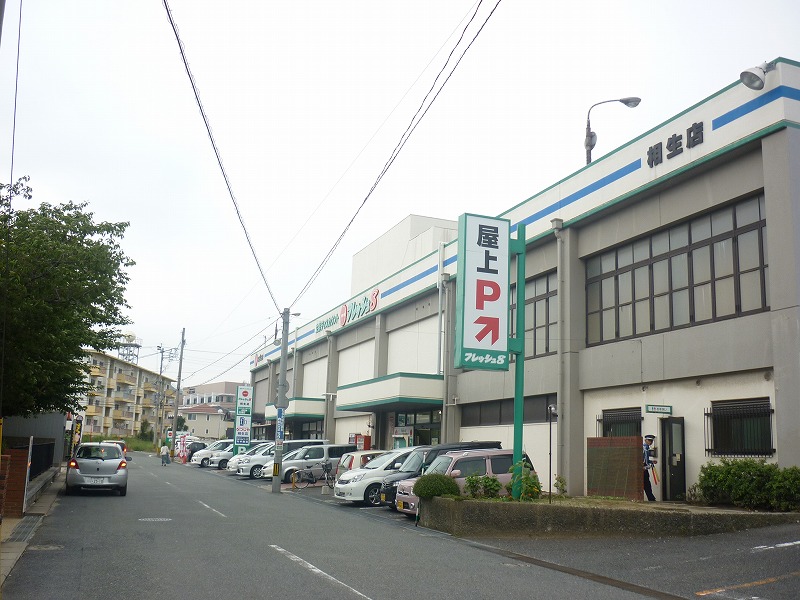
[81, 349, 175, 439]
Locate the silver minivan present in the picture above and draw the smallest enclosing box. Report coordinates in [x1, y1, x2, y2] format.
[262, 443, 357, 483]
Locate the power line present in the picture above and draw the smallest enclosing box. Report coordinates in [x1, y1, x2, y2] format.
[290, 0, 503, 307]
[182, 318, 278, 382]
[162, 0, 281, 316]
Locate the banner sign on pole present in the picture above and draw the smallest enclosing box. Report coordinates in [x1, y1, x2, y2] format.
[235, 385, 253, 454]
[454, 213, 510, 371]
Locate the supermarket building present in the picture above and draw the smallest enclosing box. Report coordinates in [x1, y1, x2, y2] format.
[250, 57, 800, 499]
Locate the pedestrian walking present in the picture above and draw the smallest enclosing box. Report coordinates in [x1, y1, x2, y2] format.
[643, 434, 657, 501]
[160, 443, 170, 466]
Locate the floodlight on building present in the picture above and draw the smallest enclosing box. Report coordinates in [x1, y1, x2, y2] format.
[740, 61, 776, 91]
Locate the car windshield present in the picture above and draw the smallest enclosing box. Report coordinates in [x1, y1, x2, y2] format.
[245, 444, 267, 456]
[207, 441, 228, 451]
[398, 450, 425, 473]
[78, 445, 120, 460]
[218, 445, 233, 453]
[364, 451, 403, 470]
[281, 449, 301, 461]
[426, 455, 453, 475]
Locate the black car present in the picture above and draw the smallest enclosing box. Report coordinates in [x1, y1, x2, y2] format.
[185, 441, 207, 461]
[379, 441, 502, 508]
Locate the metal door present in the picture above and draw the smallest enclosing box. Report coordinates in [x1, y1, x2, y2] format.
[660, 417, 686, 501]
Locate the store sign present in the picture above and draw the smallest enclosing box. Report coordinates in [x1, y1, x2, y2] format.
[646, 404, 673, 415]
[312, 288, 380, 334]
[454, 214, 510, 371]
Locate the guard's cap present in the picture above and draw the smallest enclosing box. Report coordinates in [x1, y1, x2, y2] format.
[644, 434, 656, 440]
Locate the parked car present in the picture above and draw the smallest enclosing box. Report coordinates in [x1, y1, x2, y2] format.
[379, 441, 502, 508]
[395, 448, 528, 515]
[184, 441, 207, 460]
[234, 441, 289, 479]
[227, 441, 274, 476]
[190, 438, 233, 467]
[66, 442, 130, 496]
[209, 440, 266, 470]
[261, 443, 357, 483]
[101, 439, 128, 455]
[242, 438, 330, 479]
[334, 448, 413, 506]
[335, 450, 387, 478]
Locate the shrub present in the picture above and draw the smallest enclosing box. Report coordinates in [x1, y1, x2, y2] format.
[505, 459, 541, 501]
[697, 458, 798, 511]
[727, 459, 777, 510]
[768, 466, 800, 512]
[413, 474, 460, 499]
[554, 474, 567, 496]
[465, 474, 503, 498]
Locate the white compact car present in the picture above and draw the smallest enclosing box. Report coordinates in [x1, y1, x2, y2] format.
[190, 439, 233, 468]
[334, 447, 414, 506]
[228, 441, 275, 477]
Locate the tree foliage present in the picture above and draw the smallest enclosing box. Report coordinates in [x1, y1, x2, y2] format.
[1, 177, 134, 417]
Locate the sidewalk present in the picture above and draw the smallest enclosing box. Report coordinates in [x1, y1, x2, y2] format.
[1, 468, 64, 588]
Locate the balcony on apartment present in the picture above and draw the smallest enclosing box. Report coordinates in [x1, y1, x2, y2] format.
[116, 371, 137, 386]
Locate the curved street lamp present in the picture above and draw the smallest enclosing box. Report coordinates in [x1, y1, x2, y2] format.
[585, 97, 641, 164]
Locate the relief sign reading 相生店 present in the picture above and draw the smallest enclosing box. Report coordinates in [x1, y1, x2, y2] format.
[454, 213, 510, 371]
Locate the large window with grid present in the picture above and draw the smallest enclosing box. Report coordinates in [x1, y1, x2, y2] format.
[597, 407, 642, 437]
[586, 195, 768, 345]
[461, 395, 557, 426]
[704, 398, 774, 457]
[510, 272, 558, 358]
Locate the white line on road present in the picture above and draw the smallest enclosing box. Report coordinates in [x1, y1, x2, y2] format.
[751, 540, 800, 552]
[270, 545, 373, 600]
[197, 501, 227, 518]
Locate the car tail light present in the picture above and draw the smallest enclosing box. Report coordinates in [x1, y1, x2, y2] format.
[68, 458, 78, 469]
[117, 460, 128, 472]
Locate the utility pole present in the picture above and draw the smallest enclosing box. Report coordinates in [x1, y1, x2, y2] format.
[153, 345, 165, 447]
[170, 329, 186, 456]
[271, 309, 290, 493]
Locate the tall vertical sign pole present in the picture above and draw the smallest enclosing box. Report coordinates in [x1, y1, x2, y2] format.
[509, 223, 526, 499]
[234, 385, 253, 455]
[454, 214, 517, 497]
[271, 308, 290, 493]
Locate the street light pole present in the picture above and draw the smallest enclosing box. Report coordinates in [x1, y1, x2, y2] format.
[584, 97, 641, 164]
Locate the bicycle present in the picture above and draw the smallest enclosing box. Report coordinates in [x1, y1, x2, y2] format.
[292, 461, 336, 489]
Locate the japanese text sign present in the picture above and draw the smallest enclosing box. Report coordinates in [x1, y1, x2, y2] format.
[455, 213, 510, 370]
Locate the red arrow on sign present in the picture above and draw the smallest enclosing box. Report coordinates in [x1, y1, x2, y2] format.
[474, 316, 500, 344]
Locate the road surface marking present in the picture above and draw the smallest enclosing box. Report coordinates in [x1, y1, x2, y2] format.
[197, 501, 227, 517]
[695, 570, 800, 596]
[270, 544, 373, 599]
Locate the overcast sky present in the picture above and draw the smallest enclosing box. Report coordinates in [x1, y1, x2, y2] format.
[2, 1, 799, 387]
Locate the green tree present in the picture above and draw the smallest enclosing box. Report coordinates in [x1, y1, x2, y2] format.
[1, 177, 134, 417]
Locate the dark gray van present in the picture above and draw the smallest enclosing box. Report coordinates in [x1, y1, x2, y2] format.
[379, 441, 502, 507]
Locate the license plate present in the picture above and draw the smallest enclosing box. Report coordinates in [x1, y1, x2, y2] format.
[397, 501, 404, 510]
[89, 477, 104, 484]
[380, 493, 386, 502]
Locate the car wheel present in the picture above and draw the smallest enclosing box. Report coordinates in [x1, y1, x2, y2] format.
[283, 470, 295, 484]
[250, 465, 262, 479]
[364, 483, 382, 506]
[119, 486, 127, 497]
[218, 459, 228, 470]
[201, 457, 209, 467]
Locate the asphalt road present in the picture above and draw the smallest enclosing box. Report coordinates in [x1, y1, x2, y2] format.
[3, 451, 799, 600]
